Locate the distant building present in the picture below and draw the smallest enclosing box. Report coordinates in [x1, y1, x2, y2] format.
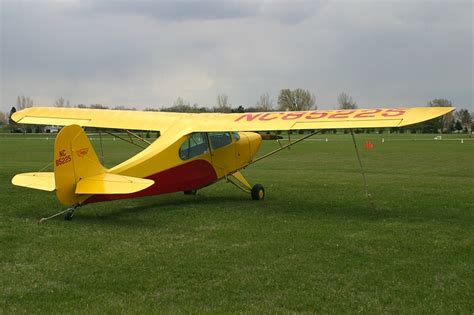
[44, 125, 59, 133]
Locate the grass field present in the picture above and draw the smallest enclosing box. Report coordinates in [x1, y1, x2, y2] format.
[1, 133, 473, 313]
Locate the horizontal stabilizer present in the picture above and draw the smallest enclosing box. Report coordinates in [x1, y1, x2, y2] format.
[75, 173, 154, 195]
[12, 172, 55, 191]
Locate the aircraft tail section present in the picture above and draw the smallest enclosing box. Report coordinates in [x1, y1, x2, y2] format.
[11, 125, 102, 204]
[10, 124, 154, 206]
[53, 124, 105, 205]
[53, 125, 154, 205]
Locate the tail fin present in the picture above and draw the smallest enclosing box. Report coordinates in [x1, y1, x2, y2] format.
[53, 125, 154, 205]
[54, 124, 105, 205]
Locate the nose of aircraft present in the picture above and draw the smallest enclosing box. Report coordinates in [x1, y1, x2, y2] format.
[246, 132, 262, 159]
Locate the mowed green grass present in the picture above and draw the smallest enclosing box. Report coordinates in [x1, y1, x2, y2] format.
[1, 133, 473, 313]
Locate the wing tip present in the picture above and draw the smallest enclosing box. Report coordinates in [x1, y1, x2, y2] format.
[398, 107, 455, 127]
[11, 110, 23, 123]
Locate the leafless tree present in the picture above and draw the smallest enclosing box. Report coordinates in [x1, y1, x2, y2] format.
[113, 105, 136, 111]
[337, 92, 357, 109]
[16, 96, 33, 109]
[54, 97, 70, 107]
[160, 98, 204, 112]
[471, 111, 474, 133]
[89, 104, 109, 109]
[456, 108, 472, 134]
[0, 111, 8, 126]
[174, 97, 189, 107]
[214, 94, 232, 113]
[256, 93, 273, 111]
[428, 99, 454, 133]
[145, 107, 160, 112]
[277, 89, 316, 111]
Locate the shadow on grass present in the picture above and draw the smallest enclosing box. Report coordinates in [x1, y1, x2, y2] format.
[70, 194, 393, 227]
[14, 190, 461, 228]
[67, 194, 251, 226]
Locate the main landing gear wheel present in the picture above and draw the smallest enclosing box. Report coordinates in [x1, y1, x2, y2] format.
[251, 184, 265, 200]
[184, 190, 197, 195]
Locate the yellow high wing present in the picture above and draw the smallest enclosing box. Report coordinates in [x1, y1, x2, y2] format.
[12, 106, 453, 132]
[11, 106, 453, 208]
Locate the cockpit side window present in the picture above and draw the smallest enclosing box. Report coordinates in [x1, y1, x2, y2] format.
[209, 132, 232, 150]
[179, 133, 209, 160]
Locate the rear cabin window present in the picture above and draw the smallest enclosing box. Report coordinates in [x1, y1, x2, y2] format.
[179, 133, 209, 160]
[209, 132, 232, 150]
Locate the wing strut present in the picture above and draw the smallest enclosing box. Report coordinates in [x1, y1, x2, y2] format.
[126, 130, 152, 145]
[350, 129, 371, 200]
[247, 130, 322, 166]
[99, 130, 105, 164]
[102, 130, 149, 149]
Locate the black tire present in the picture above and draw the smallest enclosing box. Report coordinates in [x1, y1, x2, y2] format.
[184, 190, 197, 195]
[251, 184, 265, 200]
[64, 212, 73, 221]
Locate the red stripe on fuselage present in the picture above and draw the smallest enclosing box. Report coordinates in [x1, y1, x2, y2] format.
[84, 159, 218, 204]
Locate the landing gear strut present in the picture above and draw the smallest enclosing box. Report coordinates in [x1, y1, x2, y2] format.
[226, 171, 265, 201]
[38, 204, 82, 224]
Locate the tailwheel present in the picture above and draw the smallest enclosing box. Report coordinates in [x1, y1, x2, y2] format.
[184, 189, 197, 195]
[251, 184, 265, 201]
[64, 208, 75, 221]
[38, 204, 82, 224]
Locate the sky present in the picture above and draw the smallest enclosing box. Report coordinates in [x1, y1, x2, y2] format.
[0, 0, 472, 112]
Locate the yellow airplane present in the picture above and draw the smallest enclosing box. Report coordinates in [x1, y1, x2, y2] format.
[11, 106, 452, 222]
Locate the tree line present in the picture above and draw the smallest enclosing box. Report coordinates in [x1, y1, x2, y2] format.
[2, 91, 473, 134]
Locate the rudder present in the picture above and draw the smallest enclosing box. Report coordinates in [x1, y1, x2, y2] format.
[54, 124, 105, 205]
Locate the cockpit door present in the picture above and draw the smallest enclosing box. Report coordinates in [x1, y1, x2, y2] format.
[208, 132, 236, 176]
[233, 132, 250, 168]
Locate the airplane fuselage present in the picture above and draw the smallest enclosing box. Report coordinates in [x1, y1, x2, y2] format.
[85, 131, 262, 204]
